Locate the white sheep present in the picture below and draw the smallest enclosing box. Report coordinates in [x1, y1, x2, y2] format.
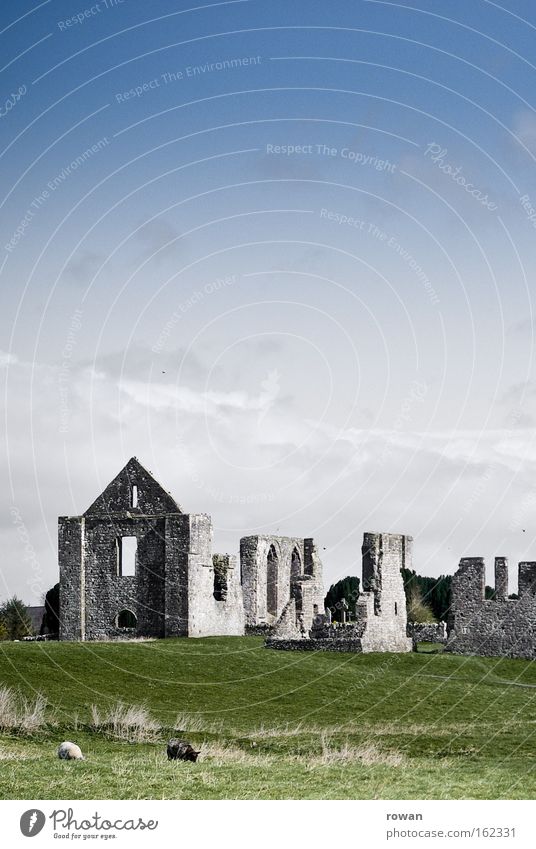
[57, 741, 85, 760]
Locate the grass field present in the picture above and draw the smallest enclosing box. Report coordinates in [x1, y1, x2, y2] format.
[0, 637, 535, 799]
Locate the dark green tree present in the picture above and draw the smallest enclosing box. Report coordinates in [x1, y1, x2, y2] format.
[0, 597, 33, 640]
[42, 583, 60, 635]
[324, 576, 360, 621]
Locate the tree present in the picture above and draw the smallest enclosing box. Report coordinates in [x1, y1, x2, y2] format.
[324, 576, 360, 621]
[0, 597, 33, 640]
[42, 583, 60, 635]
[0, 619, 7, 641]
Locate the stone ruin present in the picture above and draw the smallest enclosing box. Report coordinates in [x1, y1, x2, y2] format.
[59, 458, 324, 642]
[267, 532, 413, 653]
[445, 556, 536, 660]
[60, 456, 536, 661]
[240, 535, 324, 636]
[406, 621, 447, 647]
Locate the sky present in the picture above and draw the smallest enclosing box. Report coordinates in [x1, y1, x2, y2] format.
[1, 0, 536, 605]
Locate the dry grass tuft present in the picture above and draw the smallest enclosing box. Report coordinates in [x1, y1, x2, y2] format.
[246, 721, 307, 739]
[199, 741, 276, 765]
[173, 712, 223, 735]
[0, 686, 48, 734]
[90, 702, 160, 742]
[310, 732, 405, 767]
[0, 744, 37, 761]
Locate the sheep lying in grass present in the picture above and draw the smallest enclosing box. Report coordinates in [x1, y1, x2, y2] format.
[57, 741, 84, 761]
[167, 738, 201, 762]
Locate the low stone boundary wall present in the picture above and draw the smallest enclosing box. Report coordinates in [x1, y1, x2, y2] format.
[407, 622, 447, 644]
[245, 624, 273, 637]
[265, 637, 364, 653]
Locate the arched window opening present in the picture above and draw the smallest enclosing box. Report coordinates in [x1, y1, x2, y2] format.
[290, 547, 302, 580]
[117, 609, 137, 629]
[131, 485, 138, 508]
[394, 602, 398, 616]
[267, 545, 278, 617]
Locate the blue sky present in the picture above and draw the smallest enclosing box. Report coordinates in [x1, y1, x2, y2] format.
[2, 0, 536, 604]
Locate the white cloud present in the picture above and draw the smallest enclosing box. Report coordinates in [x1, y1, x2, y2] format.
[2, 350, 536, 604]
[0, 351, 18, 367]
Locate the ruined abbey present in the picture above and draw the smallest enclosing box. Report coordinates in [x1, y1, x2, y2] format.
[58, 457, 536, 660]
[59, 458, 324, 641]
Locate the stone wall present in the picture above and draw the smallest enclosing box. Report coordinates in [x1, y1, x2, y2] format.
[59, 458, 244, 641]
[357, 533, 413, 652]
[271, 599, 303, 640]
[85, 456, 181, 516]
[240, 535, 324, 628]
[266, 637, 365, 652]
[267, 531, 413, 654]
[407, 621, 447, 644]
[187, 516, 245, 637]
[83, 515, 167, 640]
[445, 556, 536, 659]
[59, 517, 85, 641]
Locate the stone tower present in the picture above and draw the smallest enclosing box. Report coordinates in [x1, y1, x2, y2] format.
[356, 532, 413, 652]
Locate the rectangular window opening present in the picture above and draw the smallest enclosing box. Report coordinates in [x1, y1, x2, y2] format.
[131, 485, 138, 508]
[119, 536, 137, 577]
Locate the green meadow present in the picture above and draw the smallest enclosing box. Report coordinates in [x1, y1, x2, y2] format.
[0, 637, 535, 799]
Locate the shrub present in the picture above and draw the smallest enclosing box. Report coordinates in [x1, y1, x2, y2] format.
[90, 702, 160, 742]
[406, 584, 436, 624]
[0, 686, 47, 733]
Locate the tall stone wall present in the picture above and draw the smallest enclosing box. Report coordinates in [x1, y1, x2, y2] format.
[59, 517, 85, 641]
[446, 557, 536, 659]
[187, 515, 245, 637]
[82, 515, 167, 640]
[59, 458, 245, 641]
[163, 514, 190, 638]
[240, 534, 324, 629]
[357, 532, 413, 653]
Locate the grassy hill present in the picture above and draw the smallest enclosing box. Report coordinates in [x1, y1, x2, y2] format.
[0, 637, 535, 799]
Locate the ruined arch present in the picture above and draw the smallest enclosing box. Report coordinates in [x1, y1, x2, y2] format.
[291, 546, 302, 580]
[116, 609, 137, 629]
[266, 544, 279, 618]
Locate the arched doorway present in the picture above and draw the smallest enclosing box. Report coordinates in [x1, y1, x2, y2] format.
[116, 609, 137, 629]
[266, 545, 278, 618]
[291, 547, 302, 580]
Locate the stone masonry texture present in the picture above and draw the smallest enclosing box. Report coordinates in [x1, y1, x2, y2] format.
[59, 458, 245, 640]
[240, 535, 324, 634]
[267, 531, 413, 654]
[446, 556, 536, 659]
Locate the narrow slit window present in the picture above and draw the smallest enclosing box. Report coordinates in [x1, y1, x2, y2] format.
[131, 485, 138, 508]
[119, 536, 137, 577]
